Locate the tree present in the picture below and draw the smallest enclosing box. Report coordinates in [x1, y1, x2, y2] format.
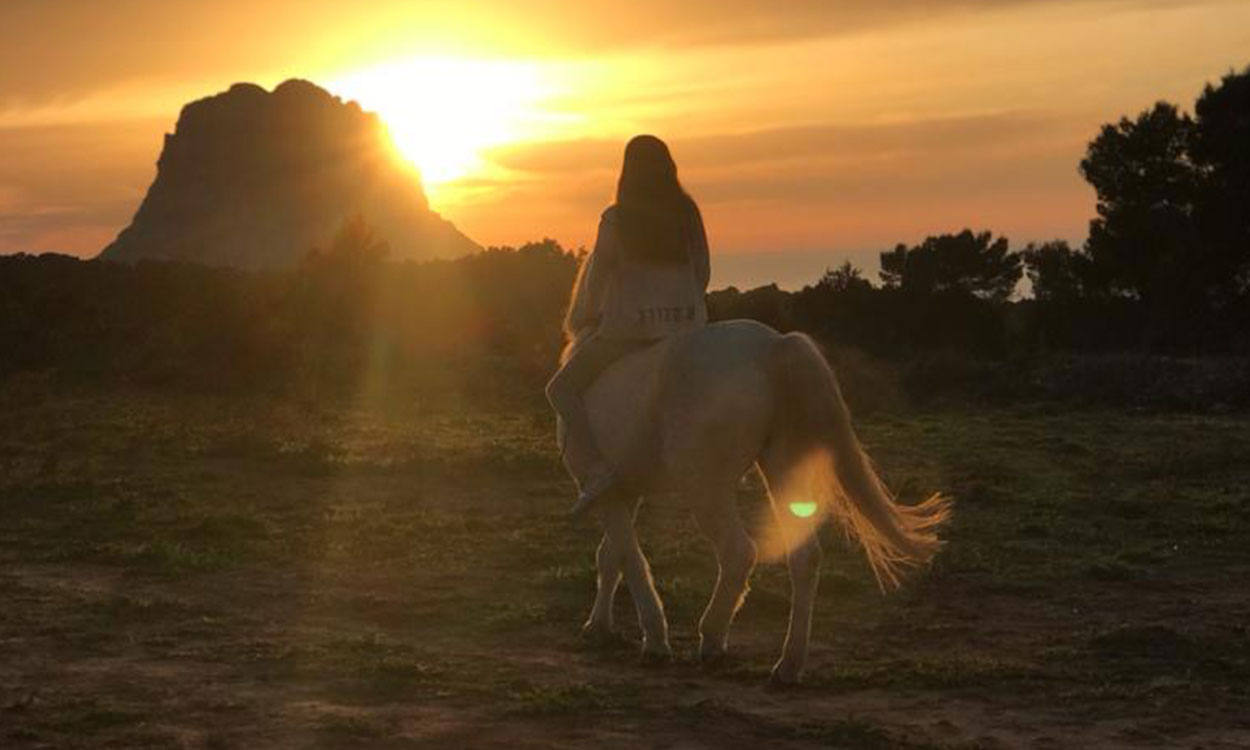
[1021, 240, 1094, 301]
[1079, 102, 1198, 300]
[817, 261, 872, 293]
[1192, 65, 1250, 297]
[302, 214, 391, 268]
[294, 215, 392, 389]
[878, 229, 1021, 301]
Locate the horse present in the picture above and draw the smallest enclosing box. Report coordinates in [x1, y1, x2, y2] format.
[565, 318, 951, 684]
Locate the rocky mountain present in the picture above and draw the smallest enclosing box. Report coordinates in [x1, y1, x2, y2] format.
[99, 79, 479, 268]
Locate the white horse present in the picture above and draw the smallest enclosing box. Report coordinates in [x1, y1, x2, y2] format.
[568, 319, 951, 683]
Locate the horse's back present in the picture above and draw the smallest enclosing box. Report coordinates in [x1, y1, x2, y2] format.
[588, 319, 783, 491]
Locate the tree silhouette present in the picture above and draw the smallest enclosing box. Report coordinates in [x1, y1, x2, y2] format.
[302, 213, 391, 268]
[879, 229, 1021, 301]
[1021, 240, 1093, 302]
[818, 261, 873, 293]
[1079, 102, 1198, 300]
[1192, 65, 1250, 299]
[1076, 66, 1250, 348]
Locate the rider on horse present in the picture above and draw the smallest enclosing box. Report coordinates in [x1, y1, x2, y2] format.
[546, 135, 710, 516]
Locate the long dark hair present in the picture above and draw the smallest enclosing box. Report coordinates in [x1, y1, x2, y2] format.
[614, 135, 698, 263]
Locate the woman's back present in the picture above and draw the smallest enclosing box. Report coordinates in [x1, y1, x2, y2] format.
[597, 205, 708, 340]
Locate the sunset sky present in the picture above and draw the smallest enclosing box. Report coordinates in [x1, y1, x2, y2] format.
[1, 0, 1248, 288]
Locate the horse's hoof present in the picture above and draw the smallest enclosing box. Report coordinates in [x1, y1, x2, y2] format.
[767, 663, 804, 688]
[639, 645, 673, 666]
[567, 496, 595, 519]
[580, 624, 629, 650]
[698, 645, 730, 669]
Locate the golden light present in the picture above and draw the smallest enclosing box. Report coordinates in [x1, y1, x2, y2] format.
[329, 57, 553, 192]
[757, 450, 830, 562]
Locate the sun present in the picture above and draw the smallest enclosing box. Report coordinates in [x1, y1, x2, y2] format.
[329, 57, 550, 191]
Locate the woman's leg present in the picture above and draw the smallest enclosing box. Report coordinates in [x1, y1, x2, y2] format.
[546, 348, 608, 490]
[546, 336, 644, 512]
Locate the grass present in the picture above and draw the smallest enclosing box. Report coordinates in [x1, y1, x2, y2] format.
[504, 681, 642, 715]
[0, 376, 1247, 747]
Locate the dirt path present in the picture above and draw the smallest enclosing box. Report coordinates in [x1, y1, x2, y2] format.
[3, 540, 1248, 748]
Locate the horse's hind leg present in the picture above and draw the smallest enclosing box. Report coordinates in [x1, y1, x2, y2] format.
[761, 450, 824, 684]
[691, 488, 757, 663]
[773, 527, 821, 684]
[596, 501, 671, 659]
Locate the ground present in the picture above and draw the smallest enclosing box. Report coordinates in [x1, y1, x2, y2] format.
[1, 376, 1248, 749]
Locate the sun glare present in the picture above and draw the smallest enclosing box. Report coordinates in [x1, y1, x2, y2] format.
[329, 57, 552, 192]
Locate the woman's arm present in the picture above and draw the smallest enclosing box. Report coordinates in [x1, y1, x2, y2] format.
[563, 211, 619, 335]
[689, 202, 711, 292]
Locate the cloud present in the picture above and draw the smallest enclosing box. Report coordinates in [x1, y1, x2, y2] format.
[0, 119, 159, 254]
[2, 0, 1223, 107]
[0, 1, 337, 109]
[0, 0, 1236, 261]
[486, 111, 1062, 176]
[464, 111, 1093, 255]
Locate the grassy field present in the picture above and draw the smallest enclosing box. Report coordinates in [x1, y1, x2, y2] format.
[1, 375, 1248, 749]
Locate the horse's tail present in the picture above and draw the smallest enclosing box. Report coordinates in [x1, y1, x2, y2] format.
[767, 332, 951, 590]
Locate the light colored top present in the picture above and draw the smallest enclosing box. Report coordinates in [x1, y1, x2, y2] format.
[566, 204, 710, 340]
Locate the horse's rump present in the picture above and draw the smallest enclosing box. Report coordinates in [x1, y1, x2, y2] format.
[582, 320, 777, 492]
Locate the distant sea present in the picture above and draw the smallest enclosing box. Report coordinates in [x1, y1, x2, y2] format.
[709, 248, 882, 291]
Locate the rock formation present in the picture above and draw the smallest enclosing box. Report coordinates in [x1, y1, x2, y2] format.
[100, 79, 479, 267]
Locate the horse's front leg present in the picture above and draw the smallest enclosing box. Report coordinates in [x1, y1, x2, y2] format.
[596, 501, 671, 660]
[584, 498, 643, 640]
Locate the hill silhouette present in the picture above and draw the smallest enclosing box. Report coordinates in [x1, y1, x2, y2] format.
[99, 79, 479, 268]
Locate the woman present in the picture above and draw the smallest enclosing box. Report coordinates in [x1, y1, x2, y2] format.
[546, 135, 710, 516]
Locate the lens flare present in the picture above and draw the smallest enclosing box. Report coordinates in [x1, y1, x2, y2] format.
[788, 501, 819, 518]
